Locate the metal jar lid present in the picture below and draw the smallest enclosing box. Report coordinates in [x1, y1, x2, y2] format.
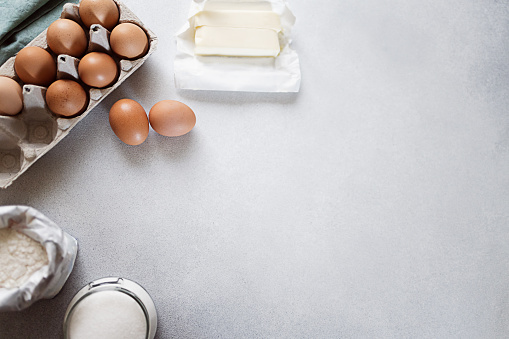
[63, 277, 157, 339]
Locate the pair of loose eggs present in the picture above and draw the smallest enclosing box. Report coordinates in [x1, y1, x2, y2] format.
[109, 100, 196, 146]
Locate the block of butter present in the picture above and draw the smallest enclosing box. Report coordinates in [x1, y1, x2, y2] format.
[175, 0, 301, 92]
[194, 10, 282, 31]
[193, 5, 282, 57]
[195, 26, 280, 57]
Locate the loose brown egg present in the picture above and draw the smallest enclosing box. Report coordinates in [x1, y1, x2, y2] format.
[46, 80, 88, 117]
[47, 19, 88, 57]
[79, 0, 119, 31]
[0, 77, 23, 116]
[14, 47, 56, 86]
[110, 23, 149, 59]
[109, 99, 149, 145]
[78, 52, 118, 88]
[149, 100, 196, 137]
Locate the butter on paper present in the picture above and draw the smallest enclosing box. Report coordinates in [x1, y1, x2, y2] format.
[195, 26, 280, 57]
[194, 10, 282, 31]
[175, 0, 301, 92]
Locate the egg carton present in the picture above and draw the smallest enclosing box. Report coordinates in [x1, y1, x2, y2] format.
[0, 0, 158, 189]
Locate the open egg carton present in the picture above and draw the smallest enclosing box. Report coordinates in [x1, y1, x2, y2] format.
[0, 0, 158, 189]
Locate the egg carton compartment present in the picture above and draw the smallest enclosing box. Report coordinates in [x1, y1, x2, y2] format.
[0, 86, 58, 147]
[21, 86, 59, 145]
[0, 0, 158, 188]
[0, 129, 24, 179]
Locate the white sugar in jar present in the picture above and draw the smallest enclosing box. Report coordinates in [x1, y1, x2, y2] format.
[63, 277, 157, 339]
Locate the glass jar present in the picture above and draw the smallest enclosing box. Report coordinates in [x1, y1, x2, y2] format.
[63, 277, 157, 339]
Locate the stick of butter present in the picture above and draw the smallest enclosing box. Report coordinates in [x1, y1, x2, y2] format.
[203, 1, 273, 11]
[195, 26, 280, 57]
[176, 0, 301, 92]
[194, 10, 281, 32]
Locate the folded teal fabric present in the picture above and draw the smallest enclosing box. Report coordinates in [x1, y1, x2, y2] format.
[0, 0, 79, 65]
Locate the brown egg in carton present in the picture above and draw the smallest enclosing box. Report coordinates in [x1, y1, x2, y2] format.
[0, 0, 158, 189]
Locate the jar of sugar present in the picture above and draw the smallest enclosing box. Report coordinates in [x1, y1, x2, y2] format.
[63, 277, 157, 339]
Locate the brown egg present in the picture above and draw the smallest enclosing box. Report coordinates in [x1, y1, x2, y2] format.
[0, 77, 23, 116]
[109, 99, 149, 145]
[46, 80, 88, 117]
[79, 0, 119, 31]
[14, 47, 56, 86]
[78, 52, 118, 88]
[110, 23, 149, 59]
[47, 19, 88, 57]
[149, 100, 196, 137]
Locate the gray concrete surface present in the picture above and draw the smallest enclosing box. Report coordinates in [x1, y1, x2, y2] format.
[1, 0, 509, 338]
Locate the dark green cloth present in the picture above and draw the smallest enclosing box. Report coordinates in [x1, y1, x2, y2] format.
[0, 0, 79, 65]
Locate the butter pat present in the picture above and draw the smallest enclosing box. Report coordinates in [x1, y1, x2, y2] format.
[193, 3, 283, 58]
[176, 0, 301, 92]
[194, 10, 281, 32]
[203, 1, 273, 11]
[195, 26, 280, 57]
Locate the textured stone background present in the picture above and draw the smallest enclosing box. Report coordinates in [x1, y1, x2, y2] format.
[1, 0, 508, 338]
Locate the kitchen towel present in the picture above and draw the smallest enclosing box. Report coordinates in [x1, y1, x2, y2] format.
[0, 0, 79, 65]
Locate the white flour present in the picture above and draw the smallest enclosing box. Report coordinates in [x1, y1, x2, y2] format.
[0, 228, 48, 288]
[68, 290, 147, 339]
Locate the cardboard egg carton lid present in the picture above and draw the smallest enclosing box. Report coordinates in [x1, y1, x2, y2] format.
[0, 0, 158, 189]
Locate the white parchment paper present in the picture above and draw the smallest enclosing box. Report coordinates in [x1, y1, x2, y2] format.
[175, 0, 301, 92]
